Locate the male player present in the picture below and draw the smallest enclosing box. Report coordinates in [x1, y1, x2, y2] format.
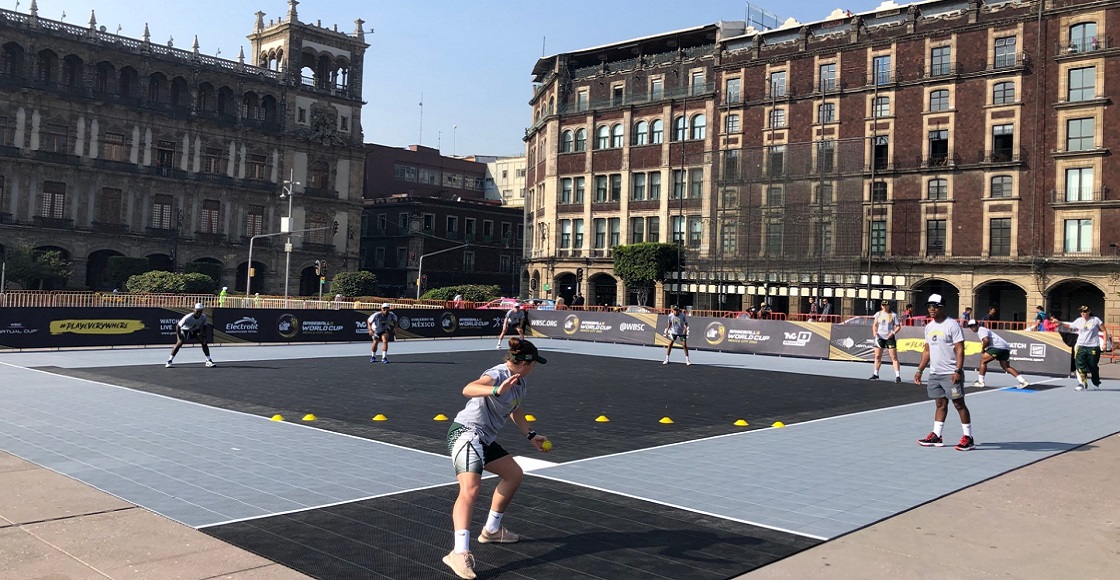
[1053, 305, 1105, 390]
[914, 293, 974, 451]
[167, 303, 214, 368]
[966, 319, 1029, 388]
[662, 305, 691, 366]
[367, 303, 398, 364]
[870, 300, 902, 383]
[495, 303, 527, 348]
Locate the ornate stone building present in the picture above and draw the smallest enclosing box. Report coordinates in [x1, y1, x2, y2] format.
[526, 0, 1120, 324]
[0, 0, 367, 295]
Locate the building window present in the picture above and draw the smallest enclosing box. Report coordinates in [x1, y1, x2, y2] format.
[990, 175, 1012, 198]
[463, 251, 475, 271]
[499, 255, 512, 274]
[1066, 118, 1095, 151]
[593, 218, 607, 249]
[671, 216, 685, 245]
[574, 177, 585, 203]
[1065, 167, 1093, 201]
[992, 124, 1015, 161]
[447, 216, 459, 235]
[308, 160, 330, 189]
[102, 132, 126, 161]
[611, 85, 624, 106]
[725, 113, 740, 133]
[818, 103, 835, 123]
[595, 125, 609, 149]
[633, 121, 648, 145]
[650, 119, 663, 144]
[41, 181, 66, 219]
[926, 219, 946, 256]
[687, 216, 702, 249]
[648, 172, 661, 200]
[98, 188, 122, 224]
[871, 220, 887, 256]
[483, 219, 494, 239]
[768, 145, 785, 176]
[816, 221, 833, 256]
[990, 218, 1011, 257]
[372, 247, 385, 268]
[0, 116, 10, 146]
[200, 200, 220, 234]
[594, 175, 608, 202]
[646, 216, 660, 243]
[993, 82, 1015, 105]
[723, 150, 741, 180]
[201, 147, 224, 174]
[872, 55, 892, 85]
[631, 173, 646, 200]
[930, 46, 951, 76]
[650, 78, 663, 100]
[44, 123, 69, 153]
[872, 136, 890, 170]
[396, 247, 407, 268]
[927, 178, 948, 200]
[1069, 22, 1098, 52]
[672, 116, 686, 141]
[609, 174, 622, 201]
[560, 178, 572, 204]
[769, 71, 786, 97]
[1068, 66, 1096, 102]
[611, 124, 624, 148]
[609, 217, 621, 247]
[690, 114, 706, 140]
[873, 96, 890, 118]
[248, 154, 267, 179]
[576, 90, 589, 111]
[574, 128, 587, 152]
[819, 63, 836, 91]
[630, 217, 644, 243]
[871, 181, 888, 203]
[768, 108, 785, 128]
[995, 36, 1017, 67]
[816, 183, 834, 205]
[1064, 218, 1091, 253]
[151, 194, 173, 229]
[561, 130, 573, 152]
[246, 205, 264, 237]
[765, 222, 783, 256]
[725, 77, 741, 104]
[690, 70, 705, 95]
[560, 220, 572, 248]
[464, 218, 476, 239]
[766, 186, 783, 207]
[297, 107, 307, 124]
[573, 219, 584, 248]
[721, 221, 738, 255]
[156, 140, 175, 168]
[929, 89, 949, 112]
[816, 140, 835, 173]
[688, 168, 703, 199]
[928, 129, 949, 165]
[671, 170, 685, 199]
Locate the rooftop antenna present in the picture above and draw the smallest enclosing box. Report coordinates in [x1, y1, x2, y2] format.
[418, 92, 424, 146]
[542, 35, 546, 57]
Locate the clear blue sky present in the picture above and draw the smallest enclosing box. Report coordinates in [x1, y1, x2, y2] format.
[25, 0, 885, 155]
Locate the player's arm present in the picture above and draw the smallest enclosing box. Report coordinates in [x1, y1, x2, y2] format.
[953, 339, 965, 377]
[463, 372, 521, 398]
[914, 343, 931, 383]
[367, 318, 374, 335]
[509, 407, 546, 448]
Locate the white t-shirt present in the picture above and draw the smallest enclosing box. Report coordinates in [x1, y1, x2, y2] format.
[667, 312, 688, 335]
[923, 317, 964, 375]
[874, 311, 899, 339]
[177, 313, 208, 332]
[452, 363, 528, 445]
[976, 326, 1011, 350]
[1070, 316, 1103, 348]
[367, 311, 398, 333]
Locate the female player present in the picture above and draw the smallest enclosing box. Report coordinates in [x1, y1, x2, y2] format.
[443, 338, 549, 579]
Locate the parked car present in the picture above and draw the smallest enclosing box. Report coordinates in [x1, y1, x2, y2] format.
[477, 298, 521, 309]
[522, 299, 556, 310]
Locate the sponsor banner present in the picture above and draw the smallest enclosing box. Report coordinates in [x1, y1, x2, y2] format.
[0, 307, 181, 349]
[827, 325, 1072, 375]
[214, 309, 365, 343]
[527, 311, 659, 345]
[393, 309, 508, 339]
[682, 317, 830, 358]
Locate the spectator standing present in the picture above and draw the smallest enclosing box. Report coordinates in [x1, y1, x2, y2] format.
[219, 286, 228, 307]
[453, 293, 464, 308]
[820, 298, 832, 318]
[900, 303, 915, 326]
[571, 294, 585, 307]
[982, 306, 998, 323]
[1034, 306, 1048, 331]
[959, 307, 973, 327]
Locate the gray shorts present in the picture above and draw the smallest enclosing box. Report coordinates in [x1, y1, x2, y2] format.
[926, 373, 964, 400]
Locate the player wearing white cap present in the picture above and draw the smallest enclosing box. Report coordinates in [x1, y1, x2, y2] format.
[166, 303, 214, 368]
[966, 319, 1029, 388]
[367, 303, 398, 364]
[1053, 305, 1105, 390]
[913, 293, 974, 451]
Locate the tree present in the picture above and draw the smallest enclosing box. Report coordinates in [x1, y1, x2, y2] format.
[106, 257, 150, 289]
[125, 271, 214, 294]
[612, 242, 680, 307]
[330, 271, 379, 297]
[3, 244, 72, 290]
[185, 261, 223, 287]
[421, 284, 501, 302]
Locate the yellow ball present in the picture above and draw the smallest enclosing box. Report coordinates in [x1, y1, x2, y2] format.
[541, 440, 552, 452]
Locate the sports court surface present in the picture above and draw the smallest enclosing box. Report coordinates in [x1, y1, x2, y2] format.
[1, 338, 1118, 579]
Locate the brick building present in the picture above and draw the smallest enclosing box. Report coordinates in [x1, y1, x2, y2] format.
[0, 1, 367, 296]
[525, 0, 1120, 323]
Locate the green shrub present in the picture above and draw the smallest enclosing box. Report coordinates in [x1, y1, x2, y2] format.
[330, 271, 379, 297]
[125, 271, 215, 294]
[185, 261, 223, 286]
[421, 284, 501, 302]
[183, 272, 217, 294]
[107, 257, 150, 288]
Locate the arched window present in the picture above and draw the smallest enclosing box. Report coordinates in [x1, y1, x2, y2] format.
[993, 82, 1015, 105]
[990, 175, 1012, 198]
[561, 130, 573, 153]
[575, 128, 587, 152]
[929, 89, 949, 112]
[672, 116, 686, 141]
[308, 159, 330, 191]
[650, 119, 664, 144]
[633, 121, 648, 145]
[611, 124, 623, 148]
[595, 125, 609, 149]
[690, 114, 706, 140]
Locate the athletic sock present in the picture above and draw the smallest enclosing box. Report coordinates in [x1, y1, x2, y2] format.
[454, 529, 470, 553]
[933, 421, 945, 437]
[962, 423, 972, 437]
[483, 510, 504, 534]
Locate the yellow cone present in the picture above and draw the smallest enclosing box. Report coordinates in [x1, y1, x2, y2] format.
[734, 419, 749, 426]
[772, 421, 786, 428]
[270, 414, 284, 422]
[372, 414, 388, 422]
[524, 414, 537, 422]
[434, 414, 449, 421]
[302, 414, 317, 421]
[595, 415, 610, 422]
[659, 416, 674, 424]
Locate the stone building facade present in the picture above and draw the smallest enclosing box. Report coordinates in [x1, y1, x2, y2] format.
[0, 0, 367, 296]
[525, 0, 1120, 324]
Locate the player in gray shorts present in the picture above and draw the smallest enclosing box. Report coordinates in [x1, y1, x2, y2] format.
[913, 294, 975, 451]
[442, 338, 549, 579]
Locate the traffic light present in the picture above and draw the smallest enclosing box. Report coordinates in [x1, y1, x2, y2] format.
[576, 267, 584, 277]
[314, 260, 321, 275]
[332, 220, 339, 236]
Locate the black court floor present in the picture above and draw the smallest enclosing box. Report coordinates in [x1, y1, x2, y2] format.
[40, 350, 986, 579]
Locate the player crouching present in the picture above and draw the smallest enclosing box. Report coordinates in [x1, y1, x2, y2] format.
[167, 303, 215, 368]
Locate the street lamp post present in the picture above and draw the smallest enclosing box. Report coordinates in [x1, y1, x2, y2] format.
[246, 231, 290, 298]
[279, 170, 299, 299]
[416, 243, 471, 299]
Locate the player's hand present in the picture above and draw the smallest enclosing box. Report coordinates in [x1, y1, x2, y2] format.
[530, 434, 548, 451]
[495, 373, 521, 395]
[913, 371, 923, 385]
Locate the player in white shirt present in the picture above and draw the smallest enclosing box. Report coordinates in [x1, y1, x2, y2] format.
[1054, 305, 1105, 390]
[662, 305, 691, 366]
[966, 320, 1029, 388]
[495, 303, 528, 348]
[367, 303, 398, 364]
[166, 303, 214, 368]
[870, 300, 902, 382]
[913, 294, 974, 451]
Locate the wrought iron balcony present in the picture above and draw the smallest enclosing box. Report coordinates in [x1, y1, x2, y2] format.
[32, 216, 74, 229]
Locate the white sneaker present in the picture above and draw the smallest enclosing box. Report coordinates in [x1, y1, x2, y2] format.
[662, 359, 669, 365]
[1017, 380, 1029, 389]
[1075, 383, 1086, 391]
[205, 361, 215, 367]
[165, 362, 172, 368]
[971, 381, 985, 388]
[496, 343, 503, 349]
[685, 360, 692, 366]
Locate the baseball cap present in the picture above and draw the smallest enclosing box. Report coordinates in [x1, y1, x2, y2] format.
[927, 294, 944, 306]
[967, 319, 979, 326]
[1079, 305, 1090, 312]
[510, 340, 548, 364]
[193, 302, 205, 311]
[381, 303, 391, 309]
[880, 300, 890, 305]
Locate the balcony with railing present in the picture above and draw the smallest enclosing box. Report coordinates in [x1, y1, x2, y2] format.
[1056, 37, 1111, 57]
[92, 158, 139, 172]
[924, 62, 961, 79]
[919, 153, 960, 169]
[557, 202, 585, 214]
[194, 232, 227, 245]
[301, 187, 337, 199]
[980, 148, 1027, 165]
[32, 150, 81, 166]
[301, 242, 337, 254]
[987, 52, 1029, 71]
[32, 216, 74, 229]
[0, 144, 21, 158]
[1051, 188, 1111, 205]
